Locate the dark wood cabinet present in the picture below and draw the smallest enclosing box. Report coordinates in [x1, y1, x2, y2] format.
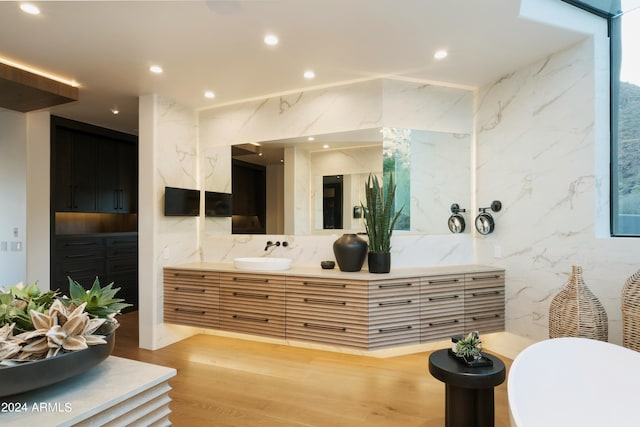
[52, 116, 137, 214]
[97, 139, 137, 213]
[50, 117, 138, 313]
[53, 127, 98, 212]
[54, 234, 138, 312]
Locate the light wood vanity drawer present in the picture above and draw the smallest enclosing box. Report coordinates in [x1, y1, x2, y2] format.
[220, 272, 286, 290]
[285, 277, 368, 298]
[164, 268, 219, 287]
[219, 310, 285, 338]
[368, 319, 421, 349]
[164, 303, 219, 329]
[286, 316, 368, 348]
[369, 278, 421, 298]
[421, 314, 465, 342]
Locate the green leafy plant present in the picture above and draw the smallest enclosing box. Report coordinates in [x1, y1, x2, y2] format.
[0, 283, 58, 334]
[63, 277, 132, 320]
[0, 277, 130, 363]
[362, 173, 403, 253]
[454, 331, 483, 360]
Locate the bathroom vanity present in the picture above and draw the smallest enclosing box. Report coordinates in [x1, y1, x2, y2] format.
[163, 263, 504, 350]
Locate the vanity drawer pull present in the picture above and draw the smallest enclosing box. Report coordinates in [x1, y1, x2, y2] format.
[426, 278, 460, 284]
[63, 241, 97, 247]
[378, 283, 414, 289]
[428, 295, 460, 301]
[471, 290, 501, 297]
[303, 298, 346, 306]
[471, 314, 501, 321]
[233, 292, 269, 299]
[232, 314, 269, 323]
[428, 319, 460, 327]
[378, 325, 413, 333]
[302, 281, 346, 288]
[378, 300, 413, 307]
[470, 275, 502, 281]
[303, 323, 346, 332]
[174, 308, 206, 315]
[233, 277, 269, 283]
[174, 287, 206, 293]
[174, 273, 206, 278]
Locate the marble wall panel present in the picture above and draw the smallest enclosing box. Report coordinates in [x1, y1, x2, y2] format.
[475, 39, 640, 345]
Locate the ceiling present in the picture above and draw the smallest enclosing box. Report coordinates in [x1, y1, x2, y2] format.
[0, 0, 589, 135]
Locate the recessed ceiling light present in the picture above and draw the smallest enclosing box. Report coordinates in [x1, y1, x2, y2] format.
[264, 34, 279, 46]
[307, 137, 315, 142]
[149, 65, 163, 74]
[20, 3, 40, 15]
[111, 108, 119, 115]
[434, 49, 448, 60]
[323, 144, 330, 149]
[303, 70, 315, 79]
[204, 91, 215, 99]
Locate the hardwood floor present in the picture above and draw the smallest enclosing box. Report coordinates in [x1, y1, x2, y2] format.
[112, 312, 512, 426]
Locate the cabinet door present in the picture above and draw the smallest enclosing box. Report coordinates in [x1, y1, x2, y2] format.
[368, 278, 421, 349]
[97, 139, 137, 213]
[97, 138, 120, 213]
[117, 142, 137, 213]
[420, 274, 465, 342]
[53, 127, 74, 211]
[164, 268, 220, 329]
[219, 273, 285, 338]
[464, 271, 505, 334]
[71, 132, 98, 212]
[54, 236, 105, 295]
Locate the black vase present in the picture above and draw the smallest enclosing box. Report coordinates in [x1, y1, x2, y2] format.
[368, 252, 391, 274]
[333, 233, 368, 272]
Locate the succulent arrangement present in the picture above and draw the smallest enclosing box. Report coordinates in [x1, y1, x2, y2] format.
[454, 331, 483, 360]
[0, 277, 130, 366]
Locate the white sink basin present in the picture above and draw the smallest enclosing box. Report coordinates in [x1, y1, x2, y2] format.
[233, 257, 292, 271]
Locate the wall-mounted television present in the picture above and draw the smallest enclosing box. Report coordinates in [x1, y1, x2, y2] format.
[205, 191, 232, 217]
[164, 187, 200, 216]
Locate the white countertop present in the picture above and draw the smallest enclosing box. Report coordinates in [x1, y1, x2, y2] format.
[0, 356, 176, 426]
[167, 261, 503, 280]
[508, 337, 640, 427]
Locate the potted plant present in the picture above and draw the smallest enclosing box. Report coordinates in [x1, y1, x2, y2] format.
[362, 173, 403, 273]
[0, 277, 130, 397]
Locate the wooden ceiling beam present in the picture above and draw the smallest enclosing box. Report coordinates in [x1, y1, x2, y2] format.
[0, 62, 79, 112]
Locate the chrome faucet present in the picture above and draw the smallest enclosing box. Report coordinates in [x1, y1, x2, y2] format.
[264, 240, 288, 251]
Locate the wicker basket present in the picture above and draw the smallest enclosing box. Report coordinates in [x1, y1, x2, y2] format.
[549, 265, 608, 341]
[622, 270, 640, 351]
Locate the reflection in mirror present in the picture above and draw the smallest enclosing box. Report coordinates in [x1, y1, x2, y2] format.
[230, 127, 470, 236]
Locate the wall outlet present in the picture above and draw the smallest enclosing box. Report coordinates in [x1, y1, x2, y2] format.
[163, 246, 170, 260]
[493, 245, 502, 258]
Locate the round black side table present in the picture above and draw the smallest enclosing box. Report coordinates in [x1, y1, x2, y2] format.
[428, 349, 506, 427]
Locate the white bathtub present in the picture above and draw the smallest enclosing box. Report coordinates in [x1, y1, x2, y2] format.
[508, 337, 640, 426]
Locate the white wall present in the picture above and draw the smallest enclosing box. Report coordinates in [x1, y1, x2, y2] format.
[0, 109, 27, 287]
[475, 35, 639, 347]
[139, 94, 201, 349]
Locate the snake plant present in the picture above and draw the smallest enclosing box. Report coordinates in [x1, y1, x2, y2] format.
[362, 173, 403, 253]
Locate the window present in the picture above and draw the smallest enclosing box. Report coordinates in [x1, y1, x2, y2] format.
[612, 3, 640, 235]
[563, 0, 640, 236]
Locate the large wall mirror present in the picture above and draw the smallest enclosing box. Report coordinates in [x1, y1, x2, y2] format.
[230, 127, 470, 236]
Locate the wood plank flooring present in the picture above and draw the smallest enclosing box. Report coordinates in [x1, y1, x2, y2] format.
[112, 312, 512, 426]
